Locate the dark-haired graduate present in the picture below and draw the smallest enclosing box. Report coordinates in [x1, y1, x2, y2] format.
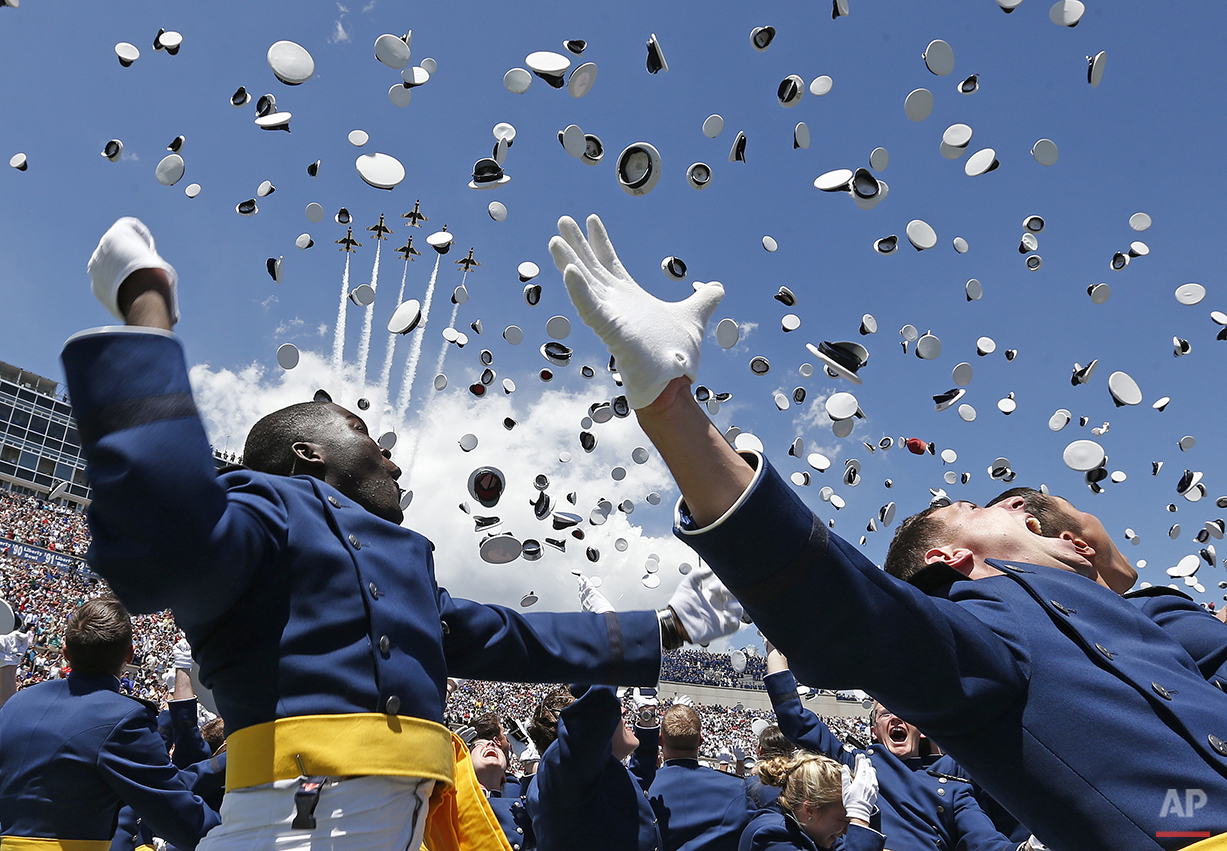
[60, 217, 745, 851]
[0, 598, 220, 849]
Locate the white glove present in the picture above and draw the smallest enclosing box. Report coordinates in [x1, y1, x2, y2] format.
[88, 217, 180, 323]
[550, 215, 724, 409]
[674, 695, 694, 708]
[1023, 836, 1049, 851]
[576, 573, 615, 614]
[666, 565, 744, 645]
[162, 669, 176, 690]
[172, 637, 194, 670]
[630, 687, 659, 710]
[842, 753, 878, 823]
[0, 630, 30, 667]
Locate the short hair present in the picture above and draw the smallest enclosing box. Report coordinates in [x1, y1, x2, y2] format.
[64, 597, 132, 675]
[661, 705, 701, 751]
[242, 402, 341, 476]
[528, 687, 575, 754]
[201, 717, 226, 754]
[883, 505, 948, 582]
[757, 724, 792, 759]
[987, 487, 1078, 537]
[470, 711, 504, 742]
[756, 750, 843, 812]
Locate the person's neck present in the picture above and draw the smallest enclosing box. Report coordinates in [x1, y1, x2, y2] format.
[663, 750, 699, 762]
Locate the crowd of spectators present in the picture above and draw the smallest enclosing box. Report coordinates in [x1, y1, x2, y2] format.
[0, 547, 176, 703]
[660, 647, 768, 689]
[444, 675, 870, 765]
[0, 490, 91, 556]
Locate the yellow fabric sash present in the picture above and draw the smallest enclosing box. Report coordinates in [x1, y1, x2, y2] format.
[225, 713, 455, 791]
[1175, 833, 1227, 850]
[423, 734, 513, 851]
[0, 839, 111, 851]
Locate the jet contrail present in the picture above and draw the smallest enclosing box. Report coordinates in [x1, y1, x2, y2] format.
[331, 252, 352, 389]
[395, 252, 442, 418]
[431, 300, 460, 382]
[379, 258, 411, 398]
[356, 240, 381, 383]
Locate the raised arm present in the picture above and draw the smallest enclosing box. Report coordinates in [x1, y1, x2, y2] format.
[549, 215, 751, 527]
[763, 646, 856, 768]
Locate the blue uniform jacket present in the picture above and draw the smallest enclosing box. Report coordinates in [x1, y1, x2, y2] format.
[489, 782, 535, 851]
[0, 673, 220, 848]
[112, 752, 227, 851]
[1125, 586, 1227, 688]
[647, 758, 756, 851]
[928, 755, 1028, 846]
[739, 806, 884, 851]
[527, 685, 662, 851]
[60, 329, 662, 738]
[765, 670, 1014, 851]
[677, 452, 1227, 851]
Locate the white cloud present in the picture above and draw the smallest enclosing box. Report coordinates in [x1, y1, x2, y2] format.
[329, 19, 351, 44]
[260, 295, 278, 311]
[187, 349, 728, 619]
[274, 317, 306, 336]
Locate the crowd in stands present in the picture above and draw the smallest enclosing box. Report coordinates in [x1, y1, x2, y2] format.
[660, 646, 768, 689]
[1, 547, 176, 704]
[0, 490, 91, 556]
[444, 671, 870, 766]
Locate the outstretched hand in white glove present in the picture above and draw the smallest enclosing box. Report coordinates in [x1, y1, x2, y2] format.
[574, 571, 615, 614]
[0, 630, 30, 667]
[842, 753, 879, 824]
[550, 214, 724, 410]
[172, 637, 194, 670]
[88, 217, 180, 323]
[666, 565, 744, 645]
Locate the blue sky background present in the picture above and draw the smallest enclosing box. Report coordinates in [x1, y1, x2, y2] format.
[3, 0, 1227, 633]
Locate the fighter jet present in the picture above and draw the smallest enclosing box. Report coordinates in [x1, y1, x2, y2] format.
[402, 200, 428, 228]
[395, 236, 422, 261]
[367, 213, 393, 240]
[455, 247, 480, 272]
[336, 227, 360, 252]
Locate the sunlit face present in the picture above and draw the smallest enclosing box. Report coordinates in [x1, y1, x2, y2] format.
[469, 739, 509, 792]
[799, 801, 849, 849]
[872, 704, 921, 759]
[1048, 496, 1137, 593]
[310, 404, 404, 524]
[931, 501, 1092, 577]
[993, 494, 1136, 592]
[612, 708, 640, 761]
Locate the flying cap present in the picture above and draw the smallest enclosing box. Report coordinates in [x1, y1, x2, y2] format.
[526, 51, 570, 87]
[616, 142, 662, 196]
[807, 341, 868, 384]
[646, 33, 668, 73]
[267, 40, 315, 85]
[468, 467, 506, 508]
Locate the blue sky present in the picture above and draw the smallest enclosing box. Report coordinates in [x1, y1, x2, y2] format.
[3, 0, 1227, 624]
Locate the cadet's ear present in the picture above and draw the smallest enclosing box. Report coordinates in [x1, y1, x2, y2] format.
[1058, 531, 1095, 560]
[289, 441, 327, 477]
[924, 546, 976, 577]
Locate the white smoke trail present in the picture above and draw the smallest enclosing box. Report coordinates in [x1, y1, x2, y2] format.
[332, 252, 351, 391]
[432, 300, 460, 381]
[356, 240, 381, 383]
[395, 253, 442, 418]
[379, 258, 411, 397]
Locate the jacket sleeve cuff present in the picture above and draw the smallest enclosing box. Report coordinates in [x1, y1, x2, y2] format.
[673, 451, 827, 591]
[764, 670, 801, 706]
